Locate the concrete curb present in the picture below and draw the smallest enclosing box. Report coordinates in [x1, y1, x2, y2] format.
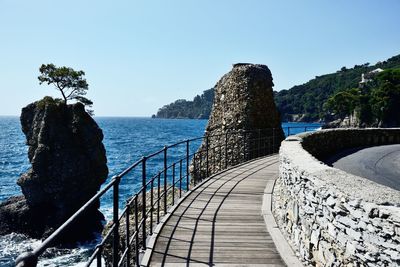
[262, 177, 303, 267]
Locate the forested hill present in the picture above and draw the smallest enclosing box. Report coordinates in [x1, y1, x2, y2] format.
[156, 88, 214, 119]
[275, 54, 400, 122]
[154, 54, 400, 121]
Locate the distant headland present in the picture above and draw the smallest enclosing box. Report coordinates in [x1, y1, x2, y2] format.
[154, 54, 400, 127]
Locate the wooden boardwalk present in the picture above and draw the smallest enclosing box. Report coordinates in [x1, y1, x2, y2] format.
[145, 155, 285, 267]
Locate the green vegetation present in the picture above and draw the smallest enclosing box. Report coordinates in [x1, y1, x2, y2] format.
[324, 68, 400, 127]
[275, 54, 400, 122]
[38, 64, 93, 114]
[371, 69, 400, 126]
[156, 88, 214, 119]
[36, 96, 63, 109]
[324, 88, 361, 120]
[155, 54, 400, 124]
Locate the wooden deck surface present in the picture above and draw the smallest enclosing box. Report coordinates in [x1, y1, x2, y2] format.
[146, 155, 285, 267]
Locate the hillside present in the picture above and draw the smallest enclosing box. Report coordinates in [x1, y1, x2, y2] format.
[156, 88, 214, 119]
[154, 54, 400, 121]
[275, 54, 400, 122]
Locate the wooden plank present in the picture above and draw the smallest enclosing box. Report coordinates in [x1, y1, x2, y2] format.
[148, 156, 285, 266]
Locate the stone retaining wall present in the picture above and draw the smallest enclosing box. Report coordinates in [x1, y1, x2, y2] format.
[273, 128, 400, 266]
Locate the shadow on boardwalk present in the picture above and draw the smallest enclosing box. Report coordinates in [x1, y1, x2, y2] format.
[147, 155, 285, 267]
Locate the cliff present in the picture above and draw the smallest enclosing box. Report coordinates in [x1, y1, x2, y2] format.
[156, 88, 214, 119]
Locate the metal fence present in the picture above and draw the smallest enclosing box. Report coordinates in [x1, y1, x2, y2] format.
[15, 125, 319, 267]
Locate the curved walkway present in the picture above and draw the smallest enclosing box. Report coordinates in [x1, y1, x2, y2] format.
[144, 156, 286, 267]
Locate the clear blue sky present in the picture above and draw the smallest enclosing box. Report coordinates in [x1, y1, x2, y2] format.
[0, 0, 399, 116]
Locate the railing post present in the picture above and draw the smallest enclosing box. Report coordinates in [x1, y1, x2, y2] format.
[234, 133, 238, 165]
[219, 144, 222, 171]
[258, 129, 261, 157]
[211, 147, 213, 174]
[97, 246, 102, 267]
[243, 131, 246, 162]
[214, 147, 217, 173]
[125, 201, 130, 266]
[193, 152, 197, 186]
[113, 176, 121, 267]
[164, 146, 168, 214]
[150, 179, 154, 236]
[134, 196, 139, 266]
[287, 127, 290, 137]
[224, 131, 228, 169]
[172, 163, 175, 206]
[199, 150, 203, 181]
[186, 140, 189, 191]
[157, 173, 160, 224]
[205, 135, 209, 177]
[272, 128, 275, 153]
[179, 159, 182, 198]
[141, 157, 147, 250]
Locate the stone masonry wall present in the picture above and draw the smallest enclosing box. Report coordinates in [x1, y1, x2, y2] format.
[273, 129, 400, 266]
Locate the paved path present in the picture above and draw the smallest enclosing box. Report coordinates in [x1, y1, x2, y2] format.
[146, 156, 285, 267]
[327, 144, 400, 191]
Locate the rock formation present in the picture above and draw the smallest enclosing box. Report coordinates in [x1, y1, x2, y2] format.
[0, 97, 108, 243]
[191, 64, 285, 182]
[322, 110, 363, 129]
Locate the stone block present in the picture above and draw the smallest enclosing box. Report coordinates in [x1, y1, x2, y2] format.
[345, 241, 357, 257]
[346, 227, 362, 241]
[337, 231, 348, 246]
[327, 223, 337, 238]
[325, 196, 337, 207]
[380, 221, 395, 237]
[336, 215, 358, 229]
[383, 248, 400, 260]
[310, 228, 320, 246]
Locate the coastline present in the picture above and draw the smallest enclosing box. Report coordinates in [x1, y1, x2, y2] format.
[0, 118, 320, 267]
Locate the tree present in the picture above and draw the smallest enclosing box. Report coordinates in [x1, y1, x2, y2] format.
[324, 88, 360, 119]
[370, 68, 400, 126]
[38, 64, 93, 110]
[322, 68, 400, 126]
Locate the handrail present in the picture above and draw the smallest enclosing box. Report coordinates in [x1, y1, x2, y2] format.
[15, 125, 319, 267]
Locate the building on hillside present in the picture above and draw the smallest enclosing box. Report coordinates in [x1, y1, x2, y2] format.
[359, 68, 384, 87]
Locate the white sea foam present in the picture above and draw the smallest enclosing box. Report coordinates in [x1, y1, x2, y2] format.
[0, 233, 40, 267]
[0, 233, 102, 267]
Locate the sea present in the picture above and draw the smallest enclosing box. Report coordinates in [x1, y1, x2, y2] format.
[0, 116, 320, 267]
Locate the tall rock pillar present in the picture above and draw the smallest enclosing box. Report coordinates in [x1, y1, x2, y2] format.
[191, 63, 285, 182]
[0, 97, 108, 243]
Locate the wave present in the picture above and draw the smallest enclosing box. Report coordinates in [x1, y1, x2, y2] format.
[0, 233, 101, 267]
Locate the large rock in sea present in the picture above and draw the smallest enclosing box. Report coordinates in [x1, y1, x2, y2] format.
[191, 63, 285, 182]
[0, 97, 108, 243]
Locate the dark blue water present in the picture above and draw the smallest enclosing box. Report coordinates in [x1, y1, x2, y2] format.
[95, 117, 207, 220]
[0, 117, 29, 202]
[0, 117, 320, 266]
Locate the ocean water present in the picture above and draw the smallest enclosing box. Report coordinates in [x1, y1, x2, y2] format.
[0, 117, 320, 266]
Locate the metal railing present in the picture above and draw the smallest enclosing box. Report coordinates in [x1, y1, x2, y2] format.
[15, 125, 319, 267]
